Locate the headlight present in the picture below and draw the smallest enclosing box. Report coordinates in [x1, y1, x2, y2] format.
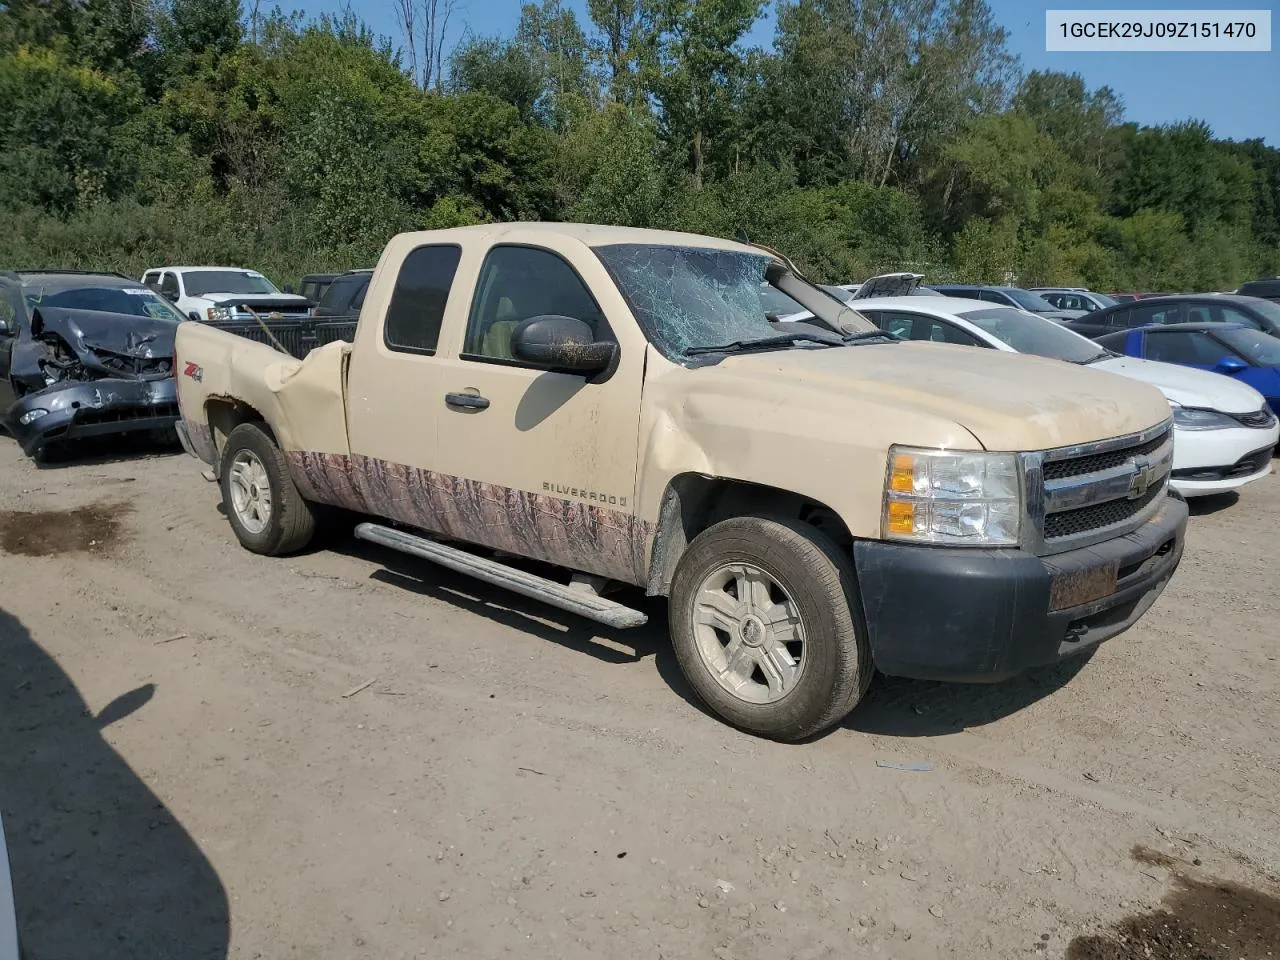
[206, 306, 234, 322]
[883, 446, 1022, 546]
[18, 408, 49, 425]
[1172, 407, 1238, 431]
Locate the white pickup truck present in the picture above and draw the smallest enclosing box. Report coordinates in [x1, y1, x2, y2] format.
[172, 223, 1188, 741]
[142, 266, 313, 324]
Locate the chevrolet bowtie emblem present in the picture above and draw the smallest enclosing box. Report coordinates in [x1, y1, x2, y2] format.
[1127, 455, 1156, 500]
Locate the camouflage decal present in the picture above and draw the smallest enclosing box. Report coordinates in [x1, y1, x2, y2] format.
[285, 451, 652, 586]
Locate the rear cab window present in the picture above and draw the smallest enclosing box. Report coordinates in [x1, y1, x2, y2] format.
[384, 246, 463, 354]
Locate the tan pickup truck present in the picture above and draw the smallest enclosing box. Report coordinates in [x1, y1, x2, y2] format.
[173, 223, 1187, 741]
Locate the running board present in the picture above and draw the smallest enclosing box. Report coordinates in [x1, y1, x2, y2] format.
[354, 523, 649, 629]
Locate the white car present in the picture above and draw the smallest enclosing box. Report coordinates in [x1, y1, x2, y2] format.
[0, 814, 17, 960]
[141, 266, 313, 323]
[845, 295, 1279, 498]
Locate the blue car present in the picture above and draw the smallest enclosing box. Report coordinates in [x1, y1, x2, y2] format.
[1095, 322, 1280, 414]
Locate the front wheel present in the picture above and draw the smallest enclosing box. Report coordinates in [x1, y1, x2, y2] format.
[220, 422, 316, 556]
[669, 516, 872, 742]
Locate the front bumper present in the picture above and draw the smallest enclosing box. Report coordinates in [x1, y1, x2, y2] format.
[1170, 425, 1276, 496]
[853, 493, 1188, 682]
[2, 377, 179, 456]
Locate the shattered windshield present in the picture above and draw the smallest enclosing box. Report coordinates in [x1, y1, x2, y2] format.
[183, 270, 279, 296]
[593, 243, 819, 357]
[24, 284, 185, 322]
[954, 306, 1102, 362]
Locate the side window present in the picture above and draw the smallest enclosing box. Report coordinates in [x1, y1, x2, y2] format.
[351, 277, 368, 310]
[1144, 331, 1233, 365]
[463, 246, 605, 362]
[919, 318, 981, 346]
[1213, 305, 1264, 330]
[1105, 308, 1130, 329]
[867, 311, 914, 340]
[160, 273, 179, 299]
[0, 279, 21, 335]
[978, 290, 1005, 304]
[142, 271, 161, 290]
[384, 245, 463, 354]
[1130, 302, 1180, 327]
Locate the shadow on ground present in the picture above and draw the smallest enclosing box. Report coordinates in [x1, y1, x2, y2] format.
[336, 534, 1098, 740]
[844, 653, 1094, 737]
[0, 608, 229, 959]
[332, 535, 705, 707]
[7, 431, 183, 470]
[1187, 490, 1240, 516]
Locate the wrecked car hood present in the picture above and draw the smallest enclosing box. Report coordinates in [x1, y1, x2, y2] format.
[24, 307, 176, 382]
[693, 341, 1174, 452]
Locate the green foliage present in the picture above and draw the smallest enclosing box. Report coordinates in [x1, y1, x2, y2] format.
[0, 0, 1276, 291]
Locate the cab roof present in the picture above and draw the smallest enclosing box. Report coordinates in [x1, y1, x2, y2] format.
[390, 222, 763, 255]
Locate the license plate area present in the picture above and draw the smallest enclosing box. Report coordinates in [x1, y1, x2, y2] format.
[1049, 561, 1120, 611]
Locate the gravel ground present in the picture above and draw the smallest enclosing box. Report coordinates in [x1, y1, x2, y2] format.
[1, 436, 1278, 959]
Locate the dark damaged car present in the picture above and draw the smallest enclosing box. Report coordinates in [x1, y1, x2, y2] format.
[0, 272, 179, 459]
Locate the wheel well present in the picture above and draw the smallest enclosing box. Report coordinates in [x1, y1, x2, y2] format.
[205, 398, 266, 469]
[645, 474, 853, 597]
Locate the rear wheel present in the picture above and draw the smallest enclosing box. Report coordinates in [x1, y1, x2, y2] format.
[669, 516, 872, 742]
[220, 422, 316, 555]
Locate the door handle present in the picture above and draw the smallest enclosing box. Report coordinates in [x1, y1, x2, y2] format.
[445, 391, 490, 410]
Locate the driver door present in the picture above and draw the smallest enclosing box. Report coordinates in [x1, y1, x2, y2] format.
[430, 240, 648, 584]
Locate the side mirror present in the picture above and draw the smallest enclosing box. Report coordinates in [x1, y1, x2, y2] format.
[1214, 355, 1248, 375]
[283, 283, 295, 294]
[510, 315, 616, 375]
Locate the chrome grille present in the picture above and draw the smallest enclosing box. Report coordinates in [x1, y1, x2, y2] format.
[1043, 482, 1165, 540]
[1024, 420, 1174, 554]
[1042, 428, 1170, 481]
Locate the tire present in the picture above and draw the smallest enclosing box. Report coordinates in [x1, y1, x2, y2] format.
[219, 422, 316, 556]
[669, 515, 872, 742]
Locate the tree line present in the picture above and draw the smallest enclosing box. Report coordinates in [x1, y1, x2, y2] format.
[1, 0, 1277, 290]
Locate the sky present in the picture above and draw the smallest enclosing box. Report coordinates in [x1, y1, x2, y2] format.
[301, 0, 1280, 145]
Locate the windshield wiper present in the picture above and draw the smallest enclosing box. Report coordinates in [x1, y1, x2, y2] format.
[1077, 350, 1114, 364]
[842, 330, 898, 345]
[684, 332, 841, 356]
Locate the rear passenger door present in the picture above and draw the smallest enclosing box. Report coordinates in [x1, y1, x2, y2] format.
[345, 244, 464, 475]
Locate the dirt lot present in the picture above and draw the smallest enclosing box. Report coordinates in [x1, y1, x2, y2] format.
[1, 437, 1278, 960]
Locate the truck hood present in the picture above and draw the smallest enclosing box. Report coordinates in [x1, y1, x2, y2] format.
[1090, 355, 1266, 414]
[714, 341, 1173, 451]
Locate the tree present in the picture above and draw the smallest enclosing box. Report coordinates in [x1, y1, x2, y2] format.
[647, 0, 762, 187]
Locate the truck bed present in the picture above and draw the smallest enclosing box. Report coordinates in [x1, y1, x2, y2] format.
[205, 317, 358, 360]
